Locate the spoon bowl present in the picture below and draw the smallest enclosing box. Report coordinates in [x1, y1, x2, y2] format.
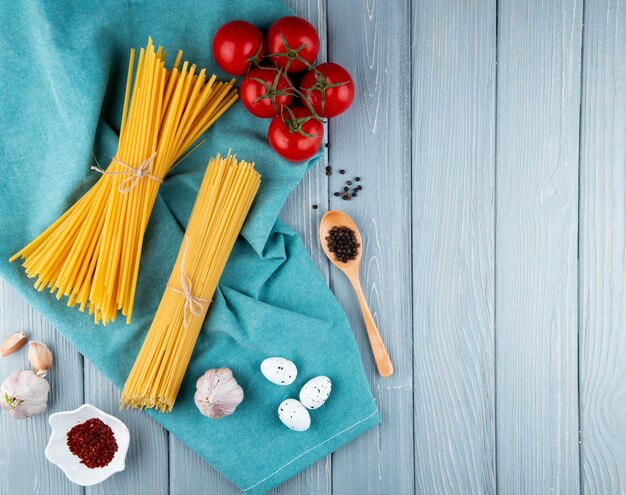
[319, 210, 393, 378]
[319, 210, 362, 273]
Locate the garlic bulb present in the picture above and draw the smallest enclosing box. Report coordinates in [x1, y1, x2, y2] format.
[0, 332, 28, 357]
[194, 368, 244, 419]
[1, 370, 49, 419]
[28, 341, 53, 377]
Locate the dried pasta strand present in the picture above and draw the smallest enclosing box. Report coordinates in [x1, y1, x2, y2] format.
[120, 153, 261, 412]
[10, 38, 238, 325]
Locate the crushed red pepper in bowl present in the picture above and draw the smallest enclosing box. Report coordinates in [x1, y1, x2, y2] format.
[66, 418, 118, 468]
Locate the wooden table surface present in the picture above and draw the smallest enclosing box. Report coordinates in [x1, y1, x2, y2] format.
[2, 0, 626, 493]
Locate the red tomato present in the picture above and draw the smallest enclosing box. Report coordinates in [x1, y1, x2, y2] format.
[240, 67, 294, 118]
[300, 63, 355, 117]
[266, 16, 320, 73]
[268, 107, 324, 162]
[212, 20, 265, 76]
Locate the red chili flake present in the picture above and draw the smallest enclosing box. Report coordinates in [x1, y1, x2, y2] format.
[66, 418, 118, 468]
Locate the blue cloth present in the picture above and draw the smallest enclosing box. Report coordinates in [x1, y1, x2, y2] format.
[0, 1, 379, 493]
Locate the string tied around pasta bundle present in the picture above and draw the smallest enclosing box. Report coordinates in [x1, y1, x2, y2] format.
[90, 152, 162, 193]
[10, 38, 239, 325]
[120, 153, 261, 412]
[167, 237, 210, 328]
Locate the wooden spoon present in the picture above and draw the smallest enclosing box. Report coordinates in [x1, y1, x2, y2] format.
[319, 210, 394, 378]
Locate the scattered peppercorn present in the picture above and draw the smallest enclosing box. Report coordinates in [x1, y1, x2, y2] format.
[66, 418, 118, 469]
[326, 226, 360, 263]
[312, 204, 318, 209]
[326, 167, 363, 201]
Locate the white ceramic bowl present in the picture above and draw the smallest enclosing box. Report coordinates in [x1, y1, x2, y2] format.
[45, 403, 130, 486]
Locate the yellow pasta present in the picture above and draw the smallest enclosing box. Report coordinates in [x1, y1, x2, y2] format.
[120, 153, 260, 412]
[10, 38, 238, 325]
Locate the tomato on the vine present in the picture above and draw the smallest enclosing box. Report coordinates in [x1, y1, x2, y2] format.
[212, 20, 265, 76]
[240, 67, 294, 118]
[268, 107, 324, 162]
[266, 16, 320, 73]
[300, 63, 355, 118]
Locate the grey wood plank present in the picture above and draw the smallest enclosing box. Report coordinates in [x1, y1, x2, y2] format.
[170, 435, 331, 495]
[578, 0, 626, 492]
[83, 362, 168, 495]
[0, 280, 84, 495]
[495, 0, 582, 493]
[411, 1, 496, 493]
[274, 0, 333, 493]
[326, 0, 413, 494]
[167, 0, 332, 493]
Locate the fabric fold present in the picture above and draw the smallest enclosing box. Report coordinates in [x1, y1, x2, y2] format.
[0, 1, 380, 493]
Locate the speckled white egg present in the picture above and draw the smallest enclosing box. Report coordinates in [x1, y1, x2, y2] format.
[299, 376, 332, 410]
[278, 399, 311, 432]
[260, 357, 297, 386]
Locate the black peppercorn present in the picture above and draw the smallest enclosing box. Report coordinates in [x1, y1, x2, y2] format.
[325, 226, 360, 263]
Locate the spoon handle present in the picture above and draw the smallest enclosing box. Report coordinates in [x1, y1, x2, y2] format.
[351, 279, 394, 378]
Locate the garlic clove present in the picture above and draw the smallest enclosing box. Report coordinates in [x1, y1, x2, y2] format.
[0, 332, 28, 357]
[0, 370, 49, 419]
[28, 341, 53, 378]
[194, 368, 244, 419]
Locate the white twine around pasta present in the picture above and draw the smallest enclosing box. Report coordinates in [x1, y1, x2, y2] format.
[167, 237, 210, 328]
[91, 152, 162, 193]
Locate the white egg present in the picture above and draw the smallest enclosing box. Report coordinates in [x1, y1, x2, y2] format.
[260, 357, 297, 386]
[299, 376, 332, 410]
[278, 399, 311, 432]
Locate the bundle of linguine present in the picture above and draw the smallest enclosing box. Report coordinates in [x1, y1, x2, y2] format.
[10, 38, 238, 325]
[121, 153, 260, 412]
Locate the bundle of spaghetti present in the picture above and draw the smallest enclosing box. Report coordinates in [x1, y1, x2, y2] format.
[120, 153, 260, 412]
[10, 38, 238, 325]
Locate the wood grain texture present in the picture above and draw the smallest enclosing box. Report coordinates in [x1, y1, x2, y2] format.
[167, 0, 333, 493]
[411, 1, 496, 493]
[83, 362, 168, 495]
[578, 0, 626, 492]
[327, 0, 414, 494]
[495, 0, 582, 493]
[0, 280, 84, 495]
[276, 0, 333, 493]
[9, 1, 626, 494]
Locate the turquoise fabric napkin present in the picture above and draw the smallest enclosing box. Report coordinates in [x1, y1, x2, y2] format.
[0, 1, 379, 493]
